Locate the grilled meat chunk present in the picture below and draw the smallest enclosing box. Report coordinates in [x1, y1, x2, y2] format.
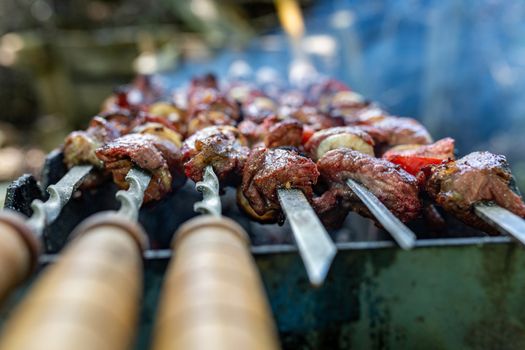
[425, 151, 525, 233]
[304, 126, 375, 161]
[225, 82, 264, 105]
[97, 110, 136, 134]
[238, 116, 303, 148]
[96, 133, 185, 203]
[237, 120, 260, 145]
[240, 147, 319, 223]
[288, 106, 343, 132]
[63, 116, 121, 169]
[188, 73, 218, 95]
[356, 116, 432, 148]
[187, 87, 240, 135]
[182, 126, 249, 185]
[314, 149, 421, 228]
[264, 119, 303, 148]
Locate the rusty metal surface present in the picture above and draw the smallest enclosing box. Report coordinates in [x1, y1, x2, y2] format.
[7, 240, 524, 350]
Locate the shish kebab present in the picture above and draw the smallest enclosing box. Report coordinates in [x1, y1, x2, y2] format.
[55, 73, 525, 248]
[0, 77, 183, 303]
[229, 74, 525, 243]
[0, 79, 189, 349]
[179, 75, 336, 286]
[230, 76, 418, 249]
[308, 86, 525, 243]
[273, 0, 417, 248]
[100, 73, 335, 288]
[36, 74, 336, 287]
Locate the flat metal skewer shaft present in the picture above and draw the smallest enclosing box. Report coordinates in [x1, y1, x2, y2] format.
[278, 188, 337, 287]
[475, 203, 525, 245]
[26, 165, 93, 237]
[346, 178, 416, 250]
[194, 166, 336, 286]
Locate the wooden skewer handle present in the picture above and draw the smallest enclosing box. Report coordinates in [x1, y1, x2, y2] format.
[0, 212, 147, 350]
[152, 215, 281, 350]
[0, 211, 41, 303]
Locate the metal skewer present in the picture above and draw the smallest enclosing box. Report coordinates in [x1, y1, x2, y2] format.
[0, 166, 151, 350]
[475, 203, 525, 245]
[277, 188, 337, 286]
[346, 178, 417, 250]
[26, 164, 93, 237]
[196, 166, 336, 286]
[273, 0, 337, 285]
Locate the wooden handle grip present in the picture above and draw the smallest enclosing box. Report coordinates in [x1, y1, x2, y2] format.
[0, 211, 41, 303]
[0, 212, 147, 350]
[152, 215, 280, 350]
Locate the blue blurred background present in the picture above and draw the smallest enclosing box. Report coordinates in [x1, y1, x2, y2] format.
[0, 0, 524, 190]
[169, 0, 525, 190]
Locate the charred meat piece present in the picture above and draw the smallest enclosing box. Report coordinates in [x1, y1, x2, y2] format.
[238, 116, 303, 148]
[356, 115, 432, 148]
[304, 126, 375, 161]
[182, 126, 249, 186]
[264, 119, 303, 149]
[187, 87, 240, 135]
[63, 117, 121, 169]
[314, 149, 421, 228]
[279, 90, 307, 109]
[97, 110, 136, 134]
[425, 151, 525, 233]
[96, 133, 185, 203]
[288, 106, 343, 132]
[383, 137, 455, 176]
[237, 120, 260, 145]
[240, 147, 319, 223]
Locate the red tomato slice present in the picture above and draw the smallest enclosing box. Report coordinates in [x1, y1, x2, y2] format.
[388, 155, 444, 176]
[302, 126, 315, 144]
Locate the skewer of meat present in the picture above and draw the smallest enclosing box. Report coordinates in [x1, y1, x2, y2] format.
[0, 96, 191, 347]
[0, 94, 187, 304]
[182, 121, 336, 286]
[371, 115, 525, 241]
[0, 107, 142, 304]
[304, 122, 419, 249]
[226, 73, 420, 249]
[357, 108, 525, 240]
